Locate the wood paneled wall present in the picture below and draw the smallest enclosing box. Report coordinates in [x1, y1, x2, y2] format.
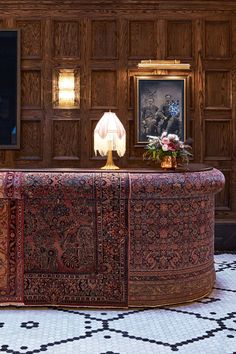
[0, 0, 236, 224]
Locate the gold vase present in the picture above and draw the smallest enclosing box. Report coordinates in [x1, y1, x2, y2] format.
[161, 155, 177, 169]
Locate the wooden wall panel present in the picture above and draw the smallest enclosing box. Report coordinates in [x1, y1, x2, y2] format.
[52, 120, 80, 160]
[128, 70, 136, 110]
[167, 21, 193, 59]
[90, 120, 97, 159]
[0, 152, 5, 163]
[205, 70, 231, 109]
[91, 70, 117, 108]
[205, 21, 231, 59]
[91, 20, 117, 59]
[53, 21, 80, 58]
[16, 120, 42, 160]
[16, 20, 42, 58]
[128, 21, 156, 58]
[204, 121, 231, 158]
[21, 70, 42, 108]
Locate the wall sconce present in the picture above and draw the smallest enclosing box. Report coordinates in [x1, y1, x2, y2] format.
[58, 71, 74, 107]
[53, 69, 80, 109]
[94, 111, 126, 170]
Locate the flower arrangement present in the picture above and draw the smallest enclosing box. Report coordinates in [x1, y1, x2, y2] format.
[143, 132, 192, 167]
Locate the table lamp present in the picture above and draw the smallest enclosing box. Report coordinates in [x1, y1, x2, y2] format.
[94, 111, 126, 169]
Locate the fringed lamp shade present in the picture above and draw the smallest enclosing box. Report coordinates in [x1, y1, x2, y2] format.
[94, 112, 126, 169]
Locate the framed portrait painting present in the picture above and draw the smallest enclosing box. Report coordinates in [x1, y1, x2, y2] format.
[135, 75, 188, 144]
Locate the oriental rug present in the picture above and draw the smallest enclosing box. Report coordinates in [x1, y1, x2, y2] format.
[0, 172, 24, 303]
[128, 169, 224, 306]
[22, 172, 129, 307]
[0, 254, 235, 354]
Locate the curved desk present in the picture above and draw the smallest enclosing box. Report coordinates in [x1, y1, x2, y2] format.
[129, 167, 224, 306]
[0, 167, 224, 307]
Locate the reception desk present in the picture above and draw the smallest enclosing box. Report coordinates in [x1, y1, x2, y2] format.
[0, 167, 224, 307]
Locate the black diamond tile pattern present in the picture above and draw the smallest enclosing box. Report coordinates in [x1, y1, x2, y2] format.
[0, 254, 235, 354]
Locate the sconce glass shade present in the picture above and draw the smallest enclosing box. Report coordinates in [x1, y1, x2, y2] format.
[94, 112, 126, 169]
[52, 68, 80, 109]
[58, 72, 75, 107]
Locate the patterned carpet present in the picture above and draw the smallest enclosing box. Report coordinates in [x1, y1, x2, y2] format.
[0, 254, 235, 354]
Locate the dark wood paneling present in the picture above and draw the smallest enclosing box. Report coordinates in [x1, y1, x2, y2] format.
[91, 70, 117, 108]
[53, 20, 80, 58]
[193, 18, 203, 163]
[0, 151, 5, 163]
[91, 20, 117, 59]
[1, 1, 236, 12]
[16, 120, 42, 160]
[205, 70, 231, 109]
[205, 21, 231, 59]
[52, 120, 80, 160]
[21, 70, 42, 108]
[16, 20, 42, 58]
[167, 20, 193, 59]
[204, 121, 231, 159]
[128, 20, 156, 59]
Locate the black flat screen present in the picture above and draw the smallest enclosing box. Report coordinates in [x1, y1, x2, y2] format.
[0, 30, 20, 148]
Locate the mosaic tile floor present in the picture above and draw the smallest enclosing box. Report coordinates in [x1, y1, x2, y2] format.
[0, 254, 235, 354]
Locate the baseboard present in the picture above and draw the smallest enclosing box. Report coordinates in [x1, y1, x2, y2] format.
[215, 223, 236, 251]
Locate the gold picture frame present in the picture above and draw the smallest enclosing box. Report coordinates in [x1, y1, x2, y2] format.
[135, 75, 188, 144]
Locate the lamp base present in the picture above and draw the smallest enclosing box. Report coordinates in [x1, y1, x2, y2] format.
[101, 149, 120, 170]
[101, 164, 119, 170]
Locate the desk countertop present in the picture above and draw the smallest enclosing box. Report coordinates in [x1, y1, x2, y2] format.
[0, 163, 212, 173]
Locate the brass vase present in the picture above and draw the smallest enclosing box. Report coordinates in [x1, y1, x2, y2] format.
[161, 155, 177, 169]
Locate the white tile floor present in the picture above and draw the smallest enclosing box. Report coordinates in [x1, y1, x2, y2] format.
[0, 254, 235, 354]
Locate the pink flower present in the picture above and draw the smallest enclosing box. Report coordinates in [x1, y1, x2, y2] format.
[162, 137, 169, 145]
